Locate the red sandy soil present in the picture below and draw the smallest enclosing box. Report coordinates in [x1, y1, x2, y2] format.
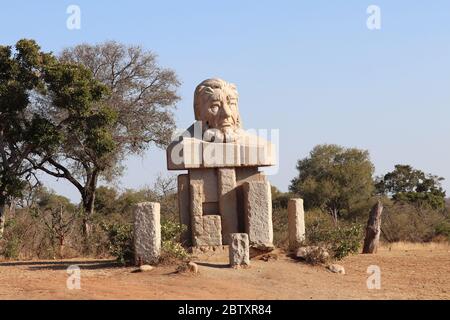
[0, 243, 449, 300]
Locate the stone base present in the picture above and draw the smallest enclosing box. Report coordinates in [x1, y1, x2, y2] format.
[229, 233, 250, 268]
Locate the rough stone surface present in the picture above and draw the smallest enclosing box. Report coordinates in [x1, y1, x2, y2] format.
[218, 168, 239, 244]
[178, 174, 191, 246]
[139, 265, 154, 272]
[328, 264, 346, 274]
[229, 233, 250, 268]
[288, 198, 306, 251]
[243, 181, 273, 249]
[188, 261, 199, 274]
[133, 202, 161, 266]
[195, 215, 222, 246]
[296, 246, 330, 262]
[190, 181, 204, 244]
[189, 169, 218, 202]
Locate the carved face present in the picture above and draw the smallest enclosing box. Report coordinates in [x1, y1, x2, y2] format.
[194, 79, 241, 141]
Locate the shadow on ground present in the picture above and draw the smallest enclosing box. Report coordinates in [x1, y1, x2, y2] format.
[0, 259, 121, 271]
[195, 262, 230, 269]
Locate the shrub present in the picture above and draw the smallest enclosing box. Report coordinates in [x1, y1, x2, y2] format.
[434, 221, 450, 241]
[161, 219, 188, 262]
[382, 202, 448, 242]
[328, 224, 363, 260]
[272, 208, 289, 249]
[305, 210, 363, 260]
[101, 222, 134, 265]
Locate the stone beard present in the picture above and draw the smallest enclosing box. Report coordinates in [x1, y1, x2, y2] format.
[193, 78, 242, 143]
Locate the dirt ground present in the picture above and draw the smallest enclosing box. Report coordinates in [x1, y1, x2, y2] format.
[0, 243, 449, 300]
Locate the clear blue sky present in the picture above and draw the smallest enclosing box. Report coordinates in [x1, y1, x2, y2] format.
[1, 1, 449, 201]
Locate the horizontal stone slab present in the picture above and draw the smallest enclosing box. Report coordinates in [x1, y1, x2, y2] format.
[167, 133, 276, 170]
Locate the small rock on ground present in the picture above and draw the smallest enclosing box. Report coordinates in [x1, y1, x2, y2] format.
[188, 262, 199, 274]
[139, 265, 154, 272]
[327, 264, 345, 274]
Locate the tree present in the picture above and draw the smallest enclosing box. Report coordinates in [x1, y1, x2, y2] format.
[0, 40, 63, 237]
[32, 189, 77, 258]
[94, 186, 118, 215]
[289, 144, 375, 224]
[376, 164, 446, 210]
[34, 41, 180, 234]
[25, 50, 111, 236]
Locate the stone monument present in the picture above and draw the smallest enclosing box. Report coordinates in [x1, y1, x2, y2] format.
[166, 78, 276, 250]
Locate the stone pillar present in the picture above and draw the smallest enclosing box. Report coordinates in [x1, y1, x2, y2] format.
[190, 180, 205, 246]
[178, 174, 191, 246]
[229, 233, 250, 268]
[218, 168, 239, 244]
[243, 181, 273, 249]
[288, 198, 305, 251]
[133, 202, 161, 266]
[190, 180, 222, 246]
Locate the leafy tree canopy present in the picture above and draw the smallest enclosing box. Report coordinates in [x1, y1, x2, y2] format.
[376, 164, 446, 210]
[289, 144, 375, 223]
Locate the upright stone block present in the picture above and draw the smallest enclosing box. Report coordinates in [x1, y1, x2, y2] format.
[218, 168, 239, 244]
[288, 198, 305, 251]
[133, 202, 161, 266]
[189, 168, 218, 202]
[243, 181, 273, 249]
[177, 174, 191, 246]
[195, 215, 223, 246]
[229, 233, 250, 268]
[190, 180, 204, 243]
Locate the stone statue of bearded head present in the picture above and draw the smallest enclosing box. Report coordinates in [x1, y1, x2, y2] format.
[194, 78, 242, 142]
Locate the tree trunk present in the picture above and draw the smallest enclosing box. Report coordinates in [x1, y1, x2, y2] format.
[83, 195, 94, 236]
[81, 170, 98, 237]
[363, 200, 383, 254]
[0, 204, 6, 239]
[329, 208, 339, 226]
[58, 235, 65, 259]
[82, 192, 95, 237]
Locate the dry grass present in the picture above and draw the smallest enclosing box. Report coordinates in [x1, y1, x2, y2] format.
[380, 241, 450, 251]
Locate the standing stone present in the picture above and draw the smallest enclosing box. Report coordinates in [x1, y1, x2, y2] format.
[133, 202, 161, 266]
[229, 233, 250, 268]
[243, 181, 273, 249]
[288, 198, 306, 251]
[190, 181, 205, 245]
[177, 174, 191, 246]
[363, 200, 383, 254]
[218, 168, 239, 244]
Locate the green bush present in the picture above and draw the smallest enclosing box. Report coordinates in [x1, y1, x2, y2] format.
[272, 208, 289, 248]
[305, 210, 363, 260]
[434, 221, 450, 241]
[161, 219, 188, 262]
[328, 224, 363, 260]
[101, 222, 134, 265]
[3, 237, 20, 259]
[1, 217, 23, 259]
[382, 202, 448, 242]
